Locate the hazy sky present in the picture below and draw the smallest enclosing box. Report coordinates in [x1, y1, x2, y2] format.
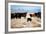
[11, 5, 41, 13]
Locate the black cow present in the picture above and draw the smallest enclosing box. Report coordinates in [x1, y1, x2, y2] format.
[11, 13, 16, 19]
[27, 18, 32, 22]
[35, 12, 41, 18]
[11, 13, 27, 19]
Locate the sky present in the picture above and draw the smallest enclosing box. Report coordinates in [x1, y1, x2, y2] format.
[11, 5, 41, 13]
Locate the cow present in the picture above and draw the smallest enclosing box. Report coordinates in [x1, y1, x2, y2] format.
[35, 12, 41, 18]
[27, 18, 32, 22]
[11, 13, 16, 19]
[11, 13, 27, 19]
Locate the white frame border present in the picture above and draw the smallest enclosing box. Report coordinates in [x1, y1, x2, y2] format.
[8, 3, 43, 32]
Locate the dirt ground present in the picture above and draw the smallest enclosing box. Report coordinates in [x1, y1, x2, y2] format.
[11, 16, 41, 28]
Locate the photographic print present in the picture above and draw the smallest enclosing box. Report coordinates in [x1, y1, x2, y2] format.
[8, 3, 44, 32]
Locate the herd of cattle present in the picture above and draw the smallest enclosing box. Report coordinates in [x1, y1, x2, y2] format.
[11, 12, 41, 22]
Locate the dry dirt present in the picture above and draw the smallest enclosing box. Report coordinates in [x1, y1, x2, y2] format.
[11, 17, 41, 28]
